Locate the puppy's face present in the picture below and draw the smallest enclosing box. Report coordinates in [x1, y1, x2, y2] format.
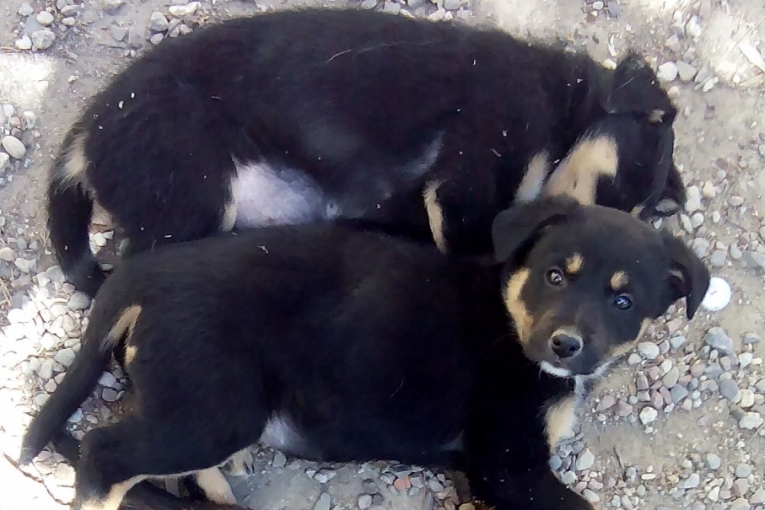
[493, 198, 709, 378]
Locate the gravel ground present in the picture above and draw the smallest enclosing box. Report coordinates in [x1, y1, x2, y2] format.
[1, 0, 765, 509]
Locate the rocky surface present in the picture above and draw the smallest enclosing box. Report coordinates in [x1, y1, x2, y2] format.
[1, 0, 765, 509]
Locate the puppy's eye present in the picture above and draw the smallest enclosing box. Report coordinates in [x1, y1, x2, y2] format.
[613, 294, 633, 310]
[546, 268, 565, 287]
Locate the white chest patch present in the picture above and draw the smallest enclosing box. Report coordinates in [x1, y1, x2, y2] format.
[230, 160, 340, 229]
[258, 415, 303, 452]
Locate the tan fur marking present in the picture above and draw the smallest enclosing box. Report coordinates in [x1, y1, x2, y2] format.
[648, 109, 665, 124]
[610, 271, 629, 291]
[60, 133, 92, 188]
[543, 136, 619, 205]
[545, 395, 578, 451]
[423, 180, 447, 254]
[610, 318, 652, 359]
[80, 476, 145, 510]
[107, 305, 142, 350]
[565, 253, 583, 275]
[124, 345, 138, 366]
[503, 269, 533, 345]
[515, 151, 550, 203]
[226, 448, 254, 477]
[630, 204, 645, 218]
[195, 467, 236, 505]
[220, 198, 237, 232]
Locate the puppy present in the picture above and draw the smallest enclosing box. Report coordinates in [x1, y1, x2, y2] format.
[22, 196, 709, 510]
[48, 8, 685, 296]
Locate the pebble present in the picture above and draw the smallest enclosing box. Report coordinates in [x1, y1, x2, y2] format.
[169, 2, 199, 16]
[709, 250, 726, 267]
[705, 327, 734, 354]
[692, 238, 709, 258]
[576, 449, 595, 471]
[67, 292, 91, 311]
[730, 498, 750, 510]
[443, 0, 462, 9]
[676, 61, 697, 81]
[19, 2, 34, 15]
[358, 494, 372, 510]
[670, 336, 687, 350]
[662, 367, 680, 388]
[0, 247, 14, 262]
[637, 342, 660, 360]
[639, 406, 658, 424]
[739, 389, 755, 408]
[596, 395, 616, 411]
[735, 464, 753, 478]
[111, 25, 127, 41]
[150, 12, 170, 32]
[314, 493, 331, 510]
[103, 0, 124, 14]
[53, 348, 76, 367]
[720, 379, 740, 401]
[272, 451, 287, 468]
[657, 62, 678, 82]
[582, 489, 600, 503]
[684, 185, 702, 212]
[1, 136, 26, 160]
[102, 388, 119, 402]
[36, 11, 55, 26]
[31, 29, 56, 50]
[127, 27, 144, 48]
[360, 0, 378, 8]
[706, 453, 721, 470]
[670, 385, 688, 403]
[739, 412, 763, 429]
[742, 251, 765, 269]
[15, 35, 33, 50]
[681, 473, 700, 489]
[750, 488, 765, 505]
[733, 479, 749, 497]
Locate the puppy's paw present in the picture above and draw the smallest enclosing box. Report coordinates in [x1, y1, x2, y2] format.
[225, 448, 255, 477]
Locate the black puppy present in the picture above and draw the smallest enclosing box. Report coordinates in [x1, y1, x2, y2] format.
[49, 8, 685, 297]
[22, 197, 708, 510]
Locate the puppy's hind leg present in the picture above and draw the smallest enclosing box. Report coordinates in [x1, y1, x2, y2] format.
[74, 415, 258, 510]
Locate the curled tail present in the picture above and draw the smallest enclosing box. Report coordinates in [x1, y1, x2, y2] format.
[47, 130, 106, 297]
[18, 302, 139, 464]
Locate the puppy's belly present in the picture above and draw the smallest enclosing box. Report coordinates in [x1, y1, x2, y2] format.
[231, 161, 340, 228]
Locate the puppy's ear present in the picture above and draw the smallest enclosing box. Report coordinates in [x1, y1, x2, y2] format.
[637, 129, 685, 221]
[662, 231, 710, 319]
[653, 163, 685, 217]
[492, 196, 579, 262]
[604, 52, 677, 124]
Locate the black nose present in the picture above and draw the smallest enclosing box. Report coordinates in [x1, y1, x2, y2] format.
[550, 334, 582, 359]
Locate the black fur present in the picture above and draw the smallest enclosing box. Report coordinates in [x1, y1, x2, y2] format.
[47, 8, 685, 296]
[23, 197, 708, 510]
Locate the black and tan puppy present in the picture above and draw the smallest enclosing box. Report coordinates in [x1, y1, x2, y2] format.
[22, 197, 709, 510]
[50, 8, 685, 296]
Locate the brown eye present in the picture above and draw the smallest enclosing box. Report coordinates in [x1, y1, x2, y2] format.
[546, 268, 565, 287]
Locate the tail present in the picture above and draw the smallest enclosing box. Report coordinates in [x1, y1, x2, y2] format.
[18, 302, 134, 464]
[47, 131, 105, 297]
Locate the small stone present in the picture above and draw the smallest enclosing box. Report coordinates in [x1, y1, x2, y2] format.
[739, 412, 763, 429]
[0, 247, 14, 262]
[681, 473, 700, 489]
[15, 35, 33, 50]
[657, 62, 678, 82]
[1, 136, 26, 159]
[705, 327, 734, 354]
[742, 251, 765, 269]
[150, 12, 169, 32]
[692, 238, 709, 258]
[150, 33, 164, 45]
[443, 0, 462, 9]
[670, 336, 687, 349]
[739, 352, 753, 368]
[676, 61, 697, 81]
[686, 16, 702, 38]
[720, 379, 740, 401]
[67, 292, 91, 311]
[314, 493, 331, 510]
[98, 372, 118, 388]
[102, 388, 120, 402]
[39, 359, 54, 381]
[749, 488, 765, 505]
[710, 250, 726, 267]
[576, 449, 595, 471]
[36, 11, 55, 26]
[561, 471, 577, 485]
[54, 348, 76, 367]
[638, 341, 660, 360]
[549, 455, 563, 471]
[111, 25, 127, 41]
[360, 0, 378, 8]
[730, 498, 750, 510]
[31, 29, 56, 50]
[62, 16, 76, 26]
[639, 406, 658, 424]
[616, 401, 633, 417]
[103, 0, 124, 14]
[358, 495, 372, 510]
[733, 479, 749, 498]
[706, 453, 721, 470]
[662, 367, 680, 388]
[127, 27, 144, 48]
[670, 385, 688, 403]
[19, 2, 35, 15]
[381, 1, 401, 13]
[735, 464, 753, 478]
[596, 395, 616, 411]
[14, 257, 35, 273]
[582, 489, 600, 503]
[684, 186, 702, 212]
[743, 332, 760, 344]
[739, 389, 755, 408]
[168, 2, 199, 16]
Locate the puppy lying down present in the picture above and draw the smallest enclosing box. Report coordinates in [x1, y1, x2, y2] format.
[21, 197, 709, 510]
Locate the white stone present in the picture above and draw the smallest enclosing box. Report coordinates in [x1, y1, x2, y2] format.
[701, 277, 732, 311]
[657, 62, 678, 82]
[739, 412, 763, 430]
[168, 2, 199, 16]
[15, 35, 32, 50]
[31, 29, 56, 50]
[36, 11, 55, 26]
[1, 136, 26, 159]
[637, 341, 660, 360]
[639, 406, 658, 424]
[576, 449, 595, 471]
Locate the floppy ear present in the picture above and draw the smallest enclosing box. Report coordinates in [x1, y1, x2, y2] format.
[662, 231, 711, 319]
[604, 52, 677, 124]
[492, 196, 579, 262]
[637, 128, 685, 221]
[652, 162, 685, 217]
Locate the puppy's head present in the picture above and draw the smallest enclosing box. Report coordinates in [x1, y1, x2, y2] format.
[492, 196, 709, 378]
[550, 52, 684, 221]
